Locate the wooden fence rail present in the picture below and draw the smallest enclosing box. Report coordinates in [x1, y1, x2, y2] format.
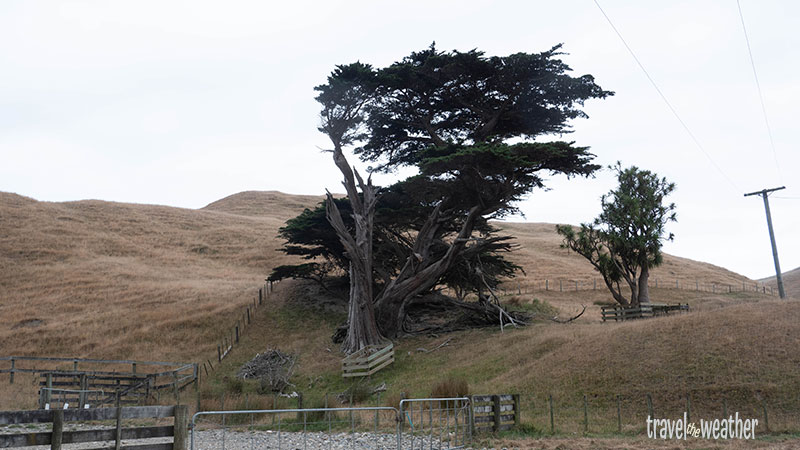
[0, 357, 197, 407]
[0, 405, 188, 450]
[601, 303, 689, 322]
[469, 394, 520, 433]
[341, 343, 394, 377]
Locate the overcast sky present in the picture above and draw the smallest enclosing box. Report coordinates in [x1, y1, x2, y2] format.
[1, 1, 798, 281]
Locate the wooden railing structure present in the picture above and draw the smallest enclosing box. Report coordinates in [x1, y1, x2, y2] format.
[0, 405, 188, 450]
[341, 343, 394, 378]
[601, 303, 689, 322]
[0, 357, 197, 408]
[469, 394, 520, 433]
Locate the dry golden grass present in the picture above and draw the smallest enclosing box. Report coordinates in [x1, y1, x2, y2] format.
[0, 189, 775, 363]
[494, 222, 754, 290]
[760, 266, 800, 299]
[2, 188, 796, 439]
[0, 191, 320, 363]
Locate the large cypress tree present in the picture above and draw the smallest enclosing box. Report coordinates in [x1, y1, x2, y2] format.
[310, 44, 611, 351]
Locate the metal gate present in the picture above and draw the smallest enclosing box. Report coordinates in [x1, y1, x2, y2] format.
[192, 407, 401, 450]
[190, 398, 471, 450]
[399, 397, 471, 449]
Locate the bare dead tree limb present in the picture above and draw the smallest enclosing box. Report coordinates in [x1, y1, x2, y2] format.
[550, 305, 587, 324]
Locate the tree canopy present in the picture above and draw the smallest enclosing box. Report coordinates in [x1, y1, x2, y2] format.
[557, 163, 677, 306]
[278, 43, 612, 351]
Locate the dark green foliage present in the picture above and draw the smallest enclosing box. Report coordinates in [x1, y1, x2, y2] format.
[557, 163, 676, 306]
[353, 44, 613, 171]
[283, 43, 611, 336]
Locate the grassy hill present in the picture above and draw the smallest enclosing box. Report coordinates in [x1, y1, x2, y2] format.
[0, 191, 310, 362]
[760, 266, 800, 299]
[1, 190, 796, 436]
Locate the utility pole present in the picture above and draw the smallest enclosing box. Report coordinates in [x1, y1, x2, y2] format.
[744, 186, 786, 299]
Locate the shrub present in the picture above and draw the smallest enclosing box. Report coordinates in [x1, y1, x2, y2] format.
[431, 377, 469, 399]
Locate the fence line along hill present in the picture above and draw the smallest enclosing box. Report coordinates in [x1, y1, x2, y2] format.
[0, 190, 770, 366]
[760, 266, 800, 299]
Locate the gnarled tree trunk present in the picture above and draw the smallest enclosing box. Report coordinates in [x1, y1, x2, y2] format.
[374, 205, 483, 337]
[325, 144, 385, 354]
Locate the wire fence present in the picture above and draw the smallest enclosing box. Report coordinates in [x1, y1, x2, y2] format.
[523, 390, 797, 435]
[487, 278, 777, 297]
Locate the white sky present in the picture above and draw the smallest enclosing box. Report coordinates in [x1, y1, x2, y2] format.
[1, 1, 797, 280]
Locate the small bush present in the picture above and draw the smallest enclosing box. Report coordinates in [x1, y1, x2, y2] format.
[431, 377, 469, 399]
[223, 376, 244, 394]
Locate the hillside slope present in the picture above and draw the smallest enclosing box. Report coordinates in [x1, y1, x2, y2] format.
[0, 191, 317, 362]
[760, 266, 800, 299]
[0, 190, 769, 363]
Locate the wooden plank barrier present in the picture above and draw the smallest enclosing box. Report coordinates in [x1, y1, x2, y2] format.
[0, 405, 188, 450]
[341, 343, 394, 377]
[601, 303, 689, 322]
[469, 394, 520, 433]
[0, 357, 197, 408]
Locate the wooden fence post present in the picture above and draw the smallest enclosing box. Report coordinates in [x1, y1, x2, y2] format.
[46, 373, 53, 405]
[545, 280, 548, 291]
[217, 345, 222, 362]
[492, 395, 500, 432]
[297, 392, 304, 422]
[79, 374, 87, 408]
[235, 323, 240, 344]
[513, 394, 520, 428]
[174, 405, 189, 450]
[616, 394, 621, 433]
[686, 393, 691, 423]
[115, 402, 122, 450]
[583, 394, 588, 433]
[51, 409, 63, 450]
[173, 372, 180, 404]
[548, 394, 554, 433]
[9, 358, 14, 384]
[194, 364, 200, 413]
[468, 395, 475, 436]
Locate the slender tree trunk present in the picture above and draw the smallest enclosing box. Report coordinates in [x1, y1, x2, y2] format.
[628, 278, 639, 307]
[601, 276, 629, 306]
[637, 266, 651, 305]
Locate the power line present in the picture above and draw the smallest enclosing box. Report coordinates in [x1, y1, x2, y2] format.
[736, 0, 783, 183]
[591, 0, 741, 192]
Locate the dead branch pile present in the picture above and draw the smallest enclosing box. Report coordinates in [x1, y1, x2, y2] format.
[237, 349, 297, 393]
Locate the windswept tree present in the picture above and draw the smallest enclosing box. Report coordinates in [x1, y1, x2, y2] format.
[312, 44, 611, 352]
[557, 164, 676, 306]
